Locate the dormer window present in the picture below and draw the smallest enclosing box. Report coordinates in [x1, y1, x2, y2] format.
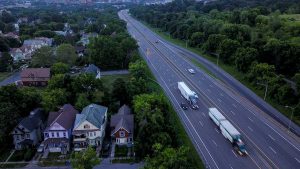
[84, 124, 90, 129]
[120, 131, 125, 138]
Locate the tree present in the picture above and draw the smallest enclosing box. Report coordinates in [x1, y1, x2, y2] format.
[234, 47, 258, 72]
[71, 73, 103, 97]
[275, 84, 297, 105]
[70, 146, 100, 169]
[75, 93, 91, 111]
[189, 32, 205, 47]
[42, 88, 69, 111]
[294, 73, 300, 92]
[202, 34, 227, 53]
[0, 37, 9, 52]
[56, 44, 77, 66]
[0, 52, 13, 72]
[129, 60, 147, 80]
[31, 46, 55, 68]
[218, 39, 240, 64]
[112, 78, 129, 105]
[144, 144, 192, 169]
[247, 62, 276, 83]
[51, 62, 69, 75]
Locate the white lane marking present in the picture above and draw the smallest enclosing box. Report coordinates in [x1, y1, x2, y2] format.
[199, 121, 204, 127]
[232, 104, 237, 108]
[230, 110, 235, 115]
[268, 134, 275, 141]
[215, 128, 220, 133]
[264, 121, 300, 152]
[212, 140, 217, 146]
[220, 93, 224, 97]
[202, 112, 206, 117]
[295, 157, 300, 163]
[231, 150, 238, 158]
[207, 89, 211, 93]
[248, 117, 254, 122]
[217, 98, 222, 102]
[248, 126, 254, 132]
[209, 84, 213, 87]
[230, 165, 234, 169]
[269, 146, 277, 154]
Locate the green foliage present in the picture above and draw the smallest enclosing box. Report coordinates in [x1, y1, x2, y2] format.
[56, 44, 77, 65]
[218, 39, 240, 63]
[112, 78, 130, 105]
[202, 34, 227, 53]
[51, 62, 70, 75]
[75, 93, 91, 111]
[0, 52, 13, 72]
[144, 144, 192, 169]
[31, 46, 55, 68]
[70, 146, 100, 169]
[234, 47, 258, 72]
[42, 88, 69, 112]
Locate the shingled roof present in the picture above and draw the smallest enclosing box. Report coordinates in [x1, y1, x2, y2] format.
[74, 104, 107, 130]
[45, 104, 78, 131]
[21, 68, 50, 82]
[18, 108, 45, 132]
[110, 105, 134, 136]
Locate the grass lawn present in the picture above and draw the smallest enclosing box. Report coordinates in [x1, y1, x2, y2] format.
[101, 74, 131, 92]
[141, 20, 299, 125]
[0, 148, 12, 162]
[38, 152, 70, 167]
[8, 150, 26, 162]
[0, 72, 12, 82]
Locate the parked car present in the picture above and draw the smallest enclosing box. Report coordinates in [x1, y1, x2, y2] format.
[191, 104, 199, 110]
[188, 69, 196, 74]
[180, 102, 188, 110]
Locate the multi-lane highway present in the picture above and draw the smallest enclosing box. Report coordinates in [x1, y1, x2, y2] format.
[118, 10, 300, 169]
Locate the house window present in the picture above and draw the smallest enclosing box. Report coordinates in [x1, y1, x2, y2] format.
[26, 134, 30, 138]
[15, 130, 17, 134]
[84, 124, 90, 129]
[63, 132, 66, 137]
[45, 133, 49, 138]
[56, 132, 59, 137]
[16, 135, 19, 140]
[89, 132, 92, 137]
[21, 135, 24, 139]
[94, 132, 96, 136]
[119, 131, 125, 138]
[51, 132, 54, 137]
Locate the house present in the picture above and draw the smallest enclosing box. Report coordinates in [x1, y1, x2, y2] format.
[73, 104, 108, 151]
[110, 105, 134, 146]
[84, 64, 101, 79]
[10, 45, 34, 61]
[75, 46, 85, 57]
[21, 68, 51, 86]
[11, 108, 46, 150]
[42, 104, 78, 154]
[23, 37, 53, 49]
[79, 33, 98, 46]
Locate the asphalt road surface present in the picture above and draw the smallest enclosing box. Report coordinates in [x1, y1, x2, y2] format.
[119, 10, 300, 169]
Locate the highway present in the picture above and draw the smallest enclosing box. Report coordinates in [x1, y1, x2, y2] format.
[118, 10, 300, 169]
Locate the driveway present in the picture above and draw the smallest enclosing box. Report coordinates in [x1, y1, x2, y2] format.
[0, 71, 20, 86]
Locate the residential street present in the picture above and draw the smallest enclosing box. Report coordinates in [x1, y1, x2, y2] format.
[0, 71, 20, 87]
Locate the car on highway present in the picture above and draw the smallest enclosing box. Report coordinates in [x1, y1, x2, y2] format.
[188, 69, 196, 74]
[192, 91, 198, 99]
[191, 104, 199, 110]
[155, 40, 159, 43]
[180, 102, 188, 110]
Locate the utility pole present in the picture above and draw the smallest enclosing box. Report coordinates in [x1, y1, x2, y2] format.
[257, 82, 268, 100]
[217, 54, 220, 67]
[285, 105, 298, 133]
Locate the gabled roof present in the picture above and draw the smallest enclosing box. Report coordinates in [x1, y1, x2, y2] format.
[16, 108, 45, 132]
[21, 68, 50, 78]
[84, 64, 100, 75]
[46, 104, 78, 131]
[110, 105, 134, 136]
[74, 104, 107, 130]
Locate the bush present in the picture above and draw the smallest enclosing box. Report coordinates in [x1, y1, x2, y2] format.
[24, 149, 34, 161]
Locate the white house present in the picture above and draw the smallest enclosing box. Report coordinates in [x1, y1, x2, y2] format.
[42, 104, 78, 154]
[72, 104, 107, 151]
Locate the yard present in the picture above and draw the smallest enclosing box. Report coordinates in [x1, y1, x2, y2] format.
[114, 145, 128, 157]
[101, 74, 131, 92]
[38, 152, 70, 167]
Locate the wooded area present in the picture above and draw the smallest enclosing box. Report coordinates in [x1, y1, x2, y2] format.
[130, 0, 300, 123]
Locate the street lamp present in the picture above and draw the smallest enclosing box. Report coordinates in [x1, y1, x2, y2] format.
[285, 105, 298, 133]
[257, 82, 268, 100]
[216, 54, 220, 67]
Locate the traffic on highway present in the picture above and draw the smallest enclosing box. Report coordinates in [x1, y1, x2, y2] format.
[119, 9, 300, 169]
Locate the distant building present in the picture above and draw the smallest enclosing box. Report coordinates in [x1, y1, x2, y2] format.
[42, 104, 78, 154]
[11, 108, 46, 150]
[79, 33, 98, 46]
[21, 68, 51, 87]
[84, 64, 101, 79]
[110, 105, 134, 146]
[73, 104, 108, 151]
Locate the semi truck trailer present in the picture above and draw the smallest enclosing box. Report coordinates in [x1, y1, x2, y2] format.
[178, 82, 199, 109]
[208, 108, 248, 156]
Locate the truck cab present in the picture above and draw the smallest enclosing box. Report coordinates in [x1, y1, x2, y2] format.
[234, 139, 247, 156]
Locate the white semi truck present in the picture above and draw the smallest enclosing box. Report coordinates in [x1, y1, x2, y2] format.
[209, 108, 248, 156]
[178, 82, 199, 109]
